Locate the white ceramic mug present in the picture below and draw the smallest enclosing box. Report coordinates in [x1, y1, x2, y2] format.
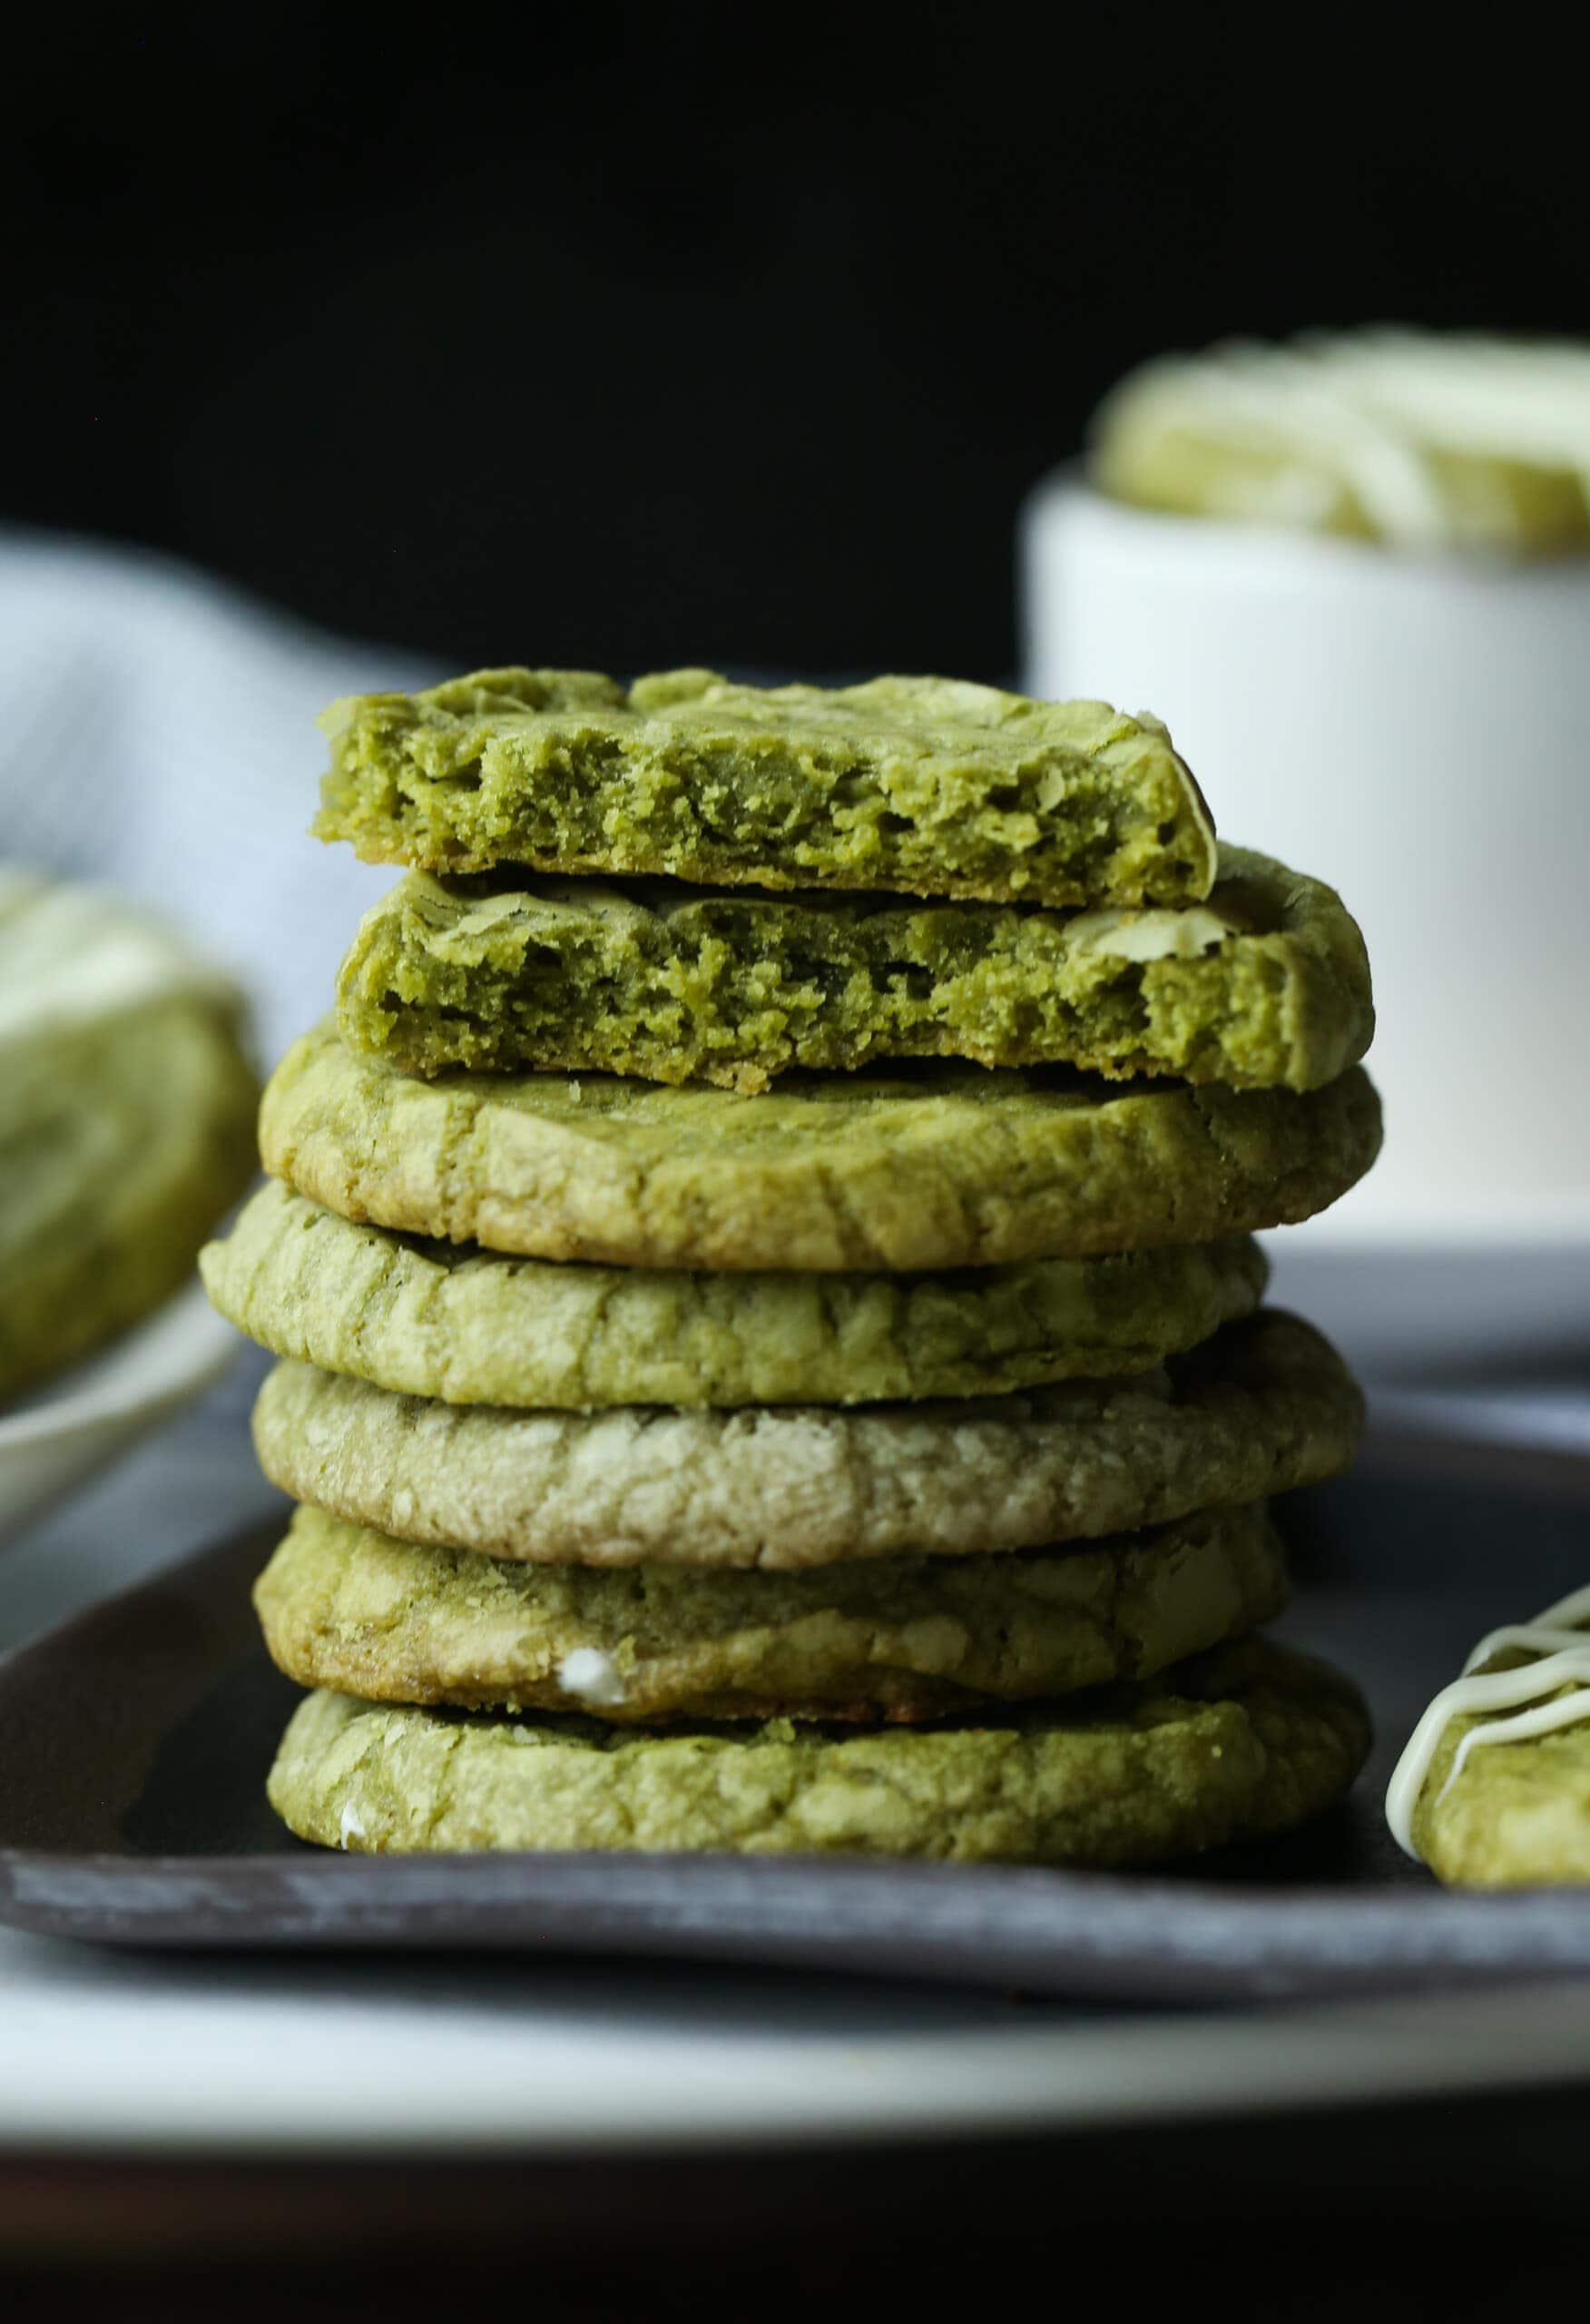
[1021, 474, 1590, 1246]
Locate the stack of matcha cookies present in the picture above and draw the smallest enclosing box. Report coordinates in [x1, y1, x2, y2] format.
[202, 669, 1380, 1865]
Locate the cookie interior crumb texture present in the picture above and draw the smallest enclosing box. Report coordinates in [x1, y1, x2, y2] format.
[314, 668, 1218, 908]
[335, 842, 1370, 1095]
[250, 1310, 1362, 1568]
[253, 1499, 1290, 1722]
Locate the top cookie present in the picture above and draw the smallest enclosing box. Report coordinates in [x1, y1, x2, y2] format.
[312, 668, 1216, 909]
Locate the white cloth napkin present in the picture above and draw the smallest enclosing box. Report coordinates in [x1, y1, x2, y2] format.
[0, 527, 436, 1059]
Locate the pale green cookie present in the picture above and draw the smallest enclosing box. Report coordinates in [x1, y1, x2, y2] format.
[313, 667, 1216, 909]
[202, 1181, 1266, 1409]
[1410, 1675, 1590, 1887]
[260, 1020, 1382, 1272]
[0, 871, 258, 1403]
[251, 1311, 1361, 1570]
[268, 1637, 1371, 1863]
[256, 1502, 1288, 1724]
[337, 844, 1370, 1096]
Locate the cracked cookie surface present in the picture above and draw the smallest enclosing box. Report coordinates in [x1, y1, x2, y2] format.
[251, 1311, 1360, 1568]
[260, 1019, 1381, 1272]
[203, 1180, 1266, 1408]
[268, 1635, 1370, 1862]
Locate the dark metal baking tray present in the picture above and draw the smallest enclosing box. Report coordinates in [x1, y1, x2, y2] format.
[3, 1445, 1589, 2003]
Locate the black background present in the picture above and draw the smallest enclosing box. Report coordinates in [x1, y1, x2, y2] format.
[6, 7, 1588, 676]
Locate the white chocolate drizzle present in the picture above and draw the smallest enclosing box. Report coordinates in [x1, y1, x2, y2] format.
[1385, 1584, 1590, 1857]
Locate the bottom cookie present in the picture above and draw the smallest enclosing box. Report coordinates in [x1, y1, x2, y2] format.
[268, 1637, 1369, 1866]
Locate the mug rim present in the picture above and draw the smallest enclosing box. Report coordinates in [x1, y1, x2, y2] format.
[1025, 464, 1590, 593]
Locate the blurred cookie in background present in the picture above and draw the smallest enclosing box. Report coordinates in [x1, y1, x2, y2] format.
[0, 867, 258, 1405]
[1088, 330, 1590, 556]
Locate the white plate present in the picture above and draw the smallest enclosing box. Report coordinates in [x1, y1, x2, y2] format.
[2, 1953, 1588, 2152]
[0, 1283, 238, 1544]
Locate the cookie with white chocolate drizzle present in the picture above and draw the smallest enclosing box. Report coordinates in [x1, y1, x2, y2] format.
[1387, 1584, 1590, 1886]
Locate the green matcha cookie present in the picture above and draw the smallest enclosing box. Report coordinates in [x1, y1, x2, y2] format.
[337, 844, 1370, 1097]
[0, 871, 258, 1403]
[1384, 1581, 1590, 1887]
[268, 1636, 1370, 1862]
[202, 1181, 1265, 1409]
[256, 1501, 1288, 1724]
[261, 1020, 1381, 1272]
[314, 668, 1216, 910]
[252, 1311, 1360, 1570]
[1410, 1719, 1590, 1887]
